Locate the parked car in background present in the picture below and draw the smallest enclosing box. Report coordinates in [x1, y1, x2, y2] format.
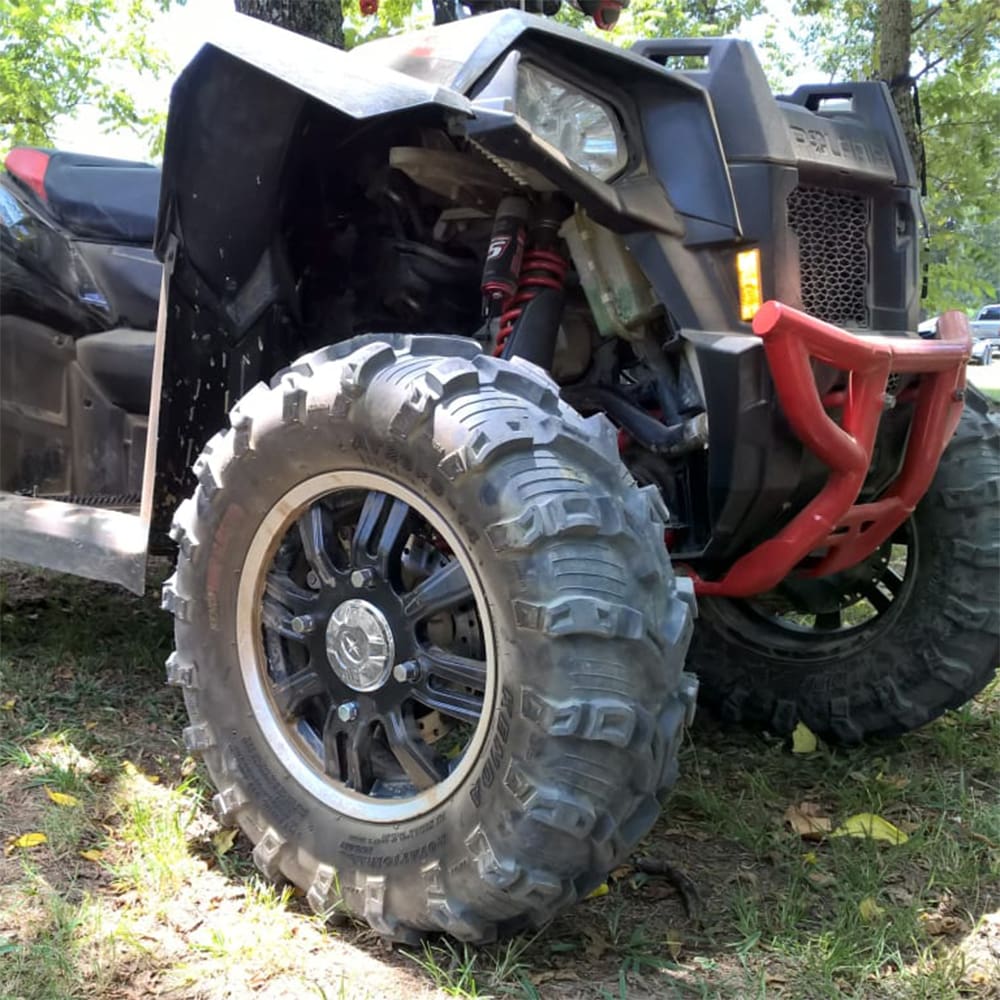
[970, 338, 994, 365]
[920, 311, 995, 364]
[971, 304, 1000, 348]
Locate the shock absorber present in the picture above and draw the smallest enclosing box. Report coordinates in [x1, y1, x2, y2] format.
[495, 249, 569, 363]
[494, 205, 570, 369]
[481, 196, 530, 333]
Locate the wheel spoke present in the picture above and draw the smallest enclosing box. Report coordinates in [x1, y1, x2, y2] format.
[271, 669, 326, 719]
[402, 560, 473, 621]
[416, 646, 487, 691]
[353, 492, 412, 577]
[861, 581, 892, 614]
[881, 567, 905, 596]
[298, 505, 339, 587]
[321, 707, 346, 780]
[262, 598, 311, 642]
[814, 610, 842, 631]
[410, 681, 483, 725]
[383, 707, 443, 789]
[344, 721, 375, 793]
[265, 572, 317, 614]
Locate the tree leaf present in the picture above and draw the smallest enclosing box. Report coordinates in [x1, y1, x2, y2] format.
[831, 813, 909, 845]
[585, 882, 609, 900]
[5, 832, 47, 855]
[791, 722, 818, 754]
[212, 828, 238, 855]
[79, 849, 104, 862]
[859, 896, 886, 922]
[45, 787, 80, 807]
[664, 930, 683, 960]
[1, 698, 15, 711]
[784, 802, 832, 840]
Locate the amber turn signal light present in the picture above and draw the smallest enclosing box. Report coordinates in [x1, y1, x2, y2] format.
[737, 248, 763, 322]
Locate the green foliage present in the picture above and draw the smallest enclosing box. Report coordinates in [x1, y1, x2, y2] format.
[788, 0, 1000, 311]
[341, 0, 431, 49]
[0, 0, 175, 154]
[340, 0, 763, 53]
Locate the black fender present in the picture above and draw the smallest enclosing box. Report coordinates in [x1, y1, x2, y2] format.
[154, 12, 472, 286]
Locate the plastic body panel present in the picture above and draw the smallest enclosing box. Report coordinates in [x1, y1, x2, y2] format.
[630, 36, 922, 336]
[0, 173, 158, 500]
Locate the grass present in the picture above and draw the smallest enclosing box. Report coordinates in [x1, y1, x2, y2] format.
[1, 563, 998, 999]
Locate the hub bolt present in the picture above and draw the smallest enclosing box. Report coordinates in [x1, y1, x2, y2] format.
[337, 701, 359, 723]
[306, 571, 321, 590]
[350, 568, 375, 589]
[290, 614, 318, 635]
[392, 661, 420, 683]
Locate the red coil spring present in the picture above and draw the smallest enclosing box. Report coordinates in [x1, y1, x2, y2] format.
[493, 248, 569, 357]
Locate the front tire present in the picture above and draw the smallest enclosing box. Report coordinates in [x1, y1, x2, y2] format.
[162, 336, 695, 941]
[688, 399, 999, 744]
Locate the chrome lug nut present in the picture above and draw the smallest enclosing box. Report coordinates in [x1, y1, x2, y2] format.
[350, 568, 375, 589]
[337, 701, 359, 723]
[392, 661, 420, 683]
[306, 570, 321, 590]
[290, 614, 318, 635]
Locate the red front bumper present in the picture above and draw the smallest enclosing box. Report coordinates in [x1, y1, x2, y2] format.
[692, 302, 971, 598]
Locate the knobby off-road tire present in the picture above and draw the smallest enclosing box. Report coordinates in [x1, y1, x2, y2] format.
[689, 399, 999, 744]
[162, 336, 696, 942]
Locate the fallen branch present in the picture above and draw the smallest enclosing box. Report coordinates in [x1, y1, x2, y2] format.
[634, 858, 706, 925]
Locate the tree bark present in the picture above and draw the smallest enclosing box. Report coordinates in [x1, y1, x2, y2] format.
[878, 0, 921, 174]
[234, 0, 344, 49]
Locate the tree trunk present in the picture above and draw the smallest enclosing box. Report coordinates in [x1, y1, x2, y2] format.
[878, 0, 922, 176]
[234, 0, 344, 49]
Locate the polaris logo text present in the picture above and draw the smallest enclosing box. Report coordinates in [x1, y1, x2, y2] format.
[789, 125, 891, 170]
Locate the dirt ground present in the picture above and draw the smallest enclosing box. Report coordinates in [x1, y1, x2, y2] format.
[1, 562, 998, 1000]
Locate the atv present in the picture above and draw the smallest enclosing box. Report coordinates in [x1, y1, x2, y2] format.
[2, 2, 997, 944]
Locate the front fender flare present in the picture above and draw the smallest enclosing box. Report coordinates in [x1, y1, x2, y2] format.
[154, 13, 471, 273]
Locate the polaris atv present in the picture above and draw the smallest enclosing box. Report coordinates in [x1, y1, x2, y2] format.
[2, 5, 997, 944]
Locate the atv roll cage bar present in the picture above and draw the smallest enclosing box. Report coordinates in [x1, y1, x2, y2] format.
[692, 303, 970, 597]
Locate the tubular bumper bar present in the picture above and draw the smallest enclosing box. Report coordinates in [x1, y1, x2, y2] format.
[693, 301, 971, 598]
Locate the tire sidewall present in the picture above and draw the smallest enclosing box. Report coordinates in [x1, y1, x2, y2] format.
[172, 341, 691, 934]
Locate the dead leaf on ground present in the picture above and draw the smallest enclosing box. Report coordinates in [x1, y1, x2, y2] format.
[585, 882, 609, 900]
[581, 925, 612, 960]
[791, 722, 818, 754]
[807, 871, 836, 888]
[784, 802, 832, 840]
[4, 832, 47, 854]
[664, 930, 683, 960]
[79, 849, 104, 862]
[920, 912, 970, 936]
[45, 787, 80, 808]
[859, 897, 886, 922]
[831, 813, 909, 845]
[876, 772, 910, 790]
[212, 828, 238, 855]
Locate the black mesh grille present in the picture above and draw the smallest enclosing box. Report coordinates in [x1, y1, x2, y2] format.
[788, 186, 870, 328]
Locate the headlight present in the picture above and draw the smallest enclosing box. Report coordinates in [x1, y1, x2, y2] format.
[515, 63, 627, 181]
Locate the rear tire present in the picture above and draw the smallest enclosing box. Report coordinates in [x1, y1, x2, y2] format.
[688, 399, 999, 744]
[163, 336, 696, 941]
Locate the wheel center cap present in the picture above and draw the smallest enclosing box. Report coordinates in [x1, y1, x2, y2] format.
[326, 599, 395, 692]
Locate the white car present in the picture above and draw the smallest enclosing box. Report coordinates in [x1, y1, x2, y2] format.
[918, 314, 993, 364]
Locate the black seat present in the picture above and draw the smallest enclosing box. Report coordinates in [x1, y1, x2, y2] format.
[76, 329, 155, 414]
[43, 151, 161, 244]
